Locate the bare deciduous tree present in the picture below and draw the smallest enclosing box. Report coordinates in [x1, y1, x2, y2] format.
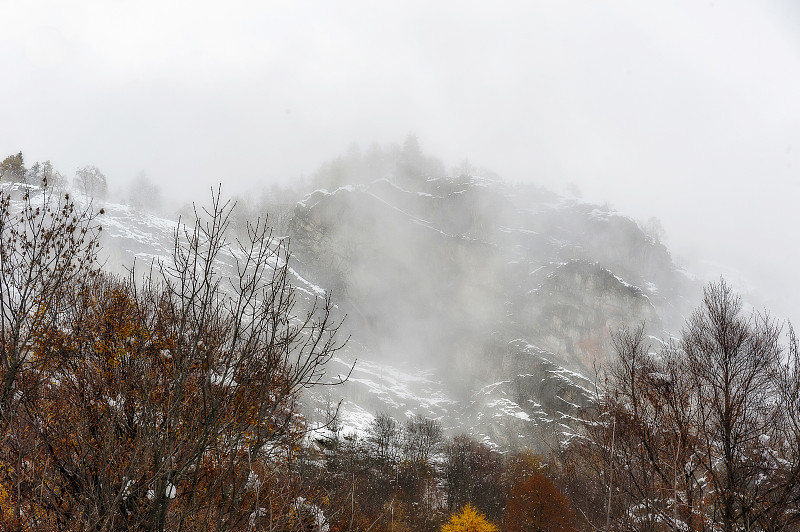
[74, 166, 108, 199]
[684, 281, 797, 531]
[574, 280, 800, 531]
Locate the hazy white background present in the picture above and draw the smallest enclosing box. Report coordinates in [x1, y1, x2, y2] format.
[1, 0, 798, 320]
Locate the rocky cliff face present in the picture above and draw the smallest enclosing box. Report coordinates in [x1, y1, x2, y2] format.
[287, 175, 696, 448]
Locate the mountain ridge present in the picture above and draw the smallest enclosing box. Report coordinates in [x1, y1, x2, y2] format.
[11, 171, 696, 450]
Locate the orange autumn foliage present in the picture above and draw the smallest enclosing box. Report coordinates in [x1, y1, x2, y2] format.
[504, 471, 577, 532]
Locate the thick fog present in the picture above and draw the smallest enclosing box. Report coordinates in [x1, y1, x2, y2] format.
[1, 0, 799, 320]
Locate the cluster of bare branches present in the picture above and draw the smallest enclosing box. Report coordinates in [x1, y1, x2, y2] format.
[568, 281, 800, 531]
[0, 184, 347, 530]
[0, 185, 102, 430]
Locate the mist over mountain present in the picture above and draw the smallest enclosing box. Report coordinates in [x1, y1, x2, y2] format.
[284, 140, 702, 448]
[5, 2, 800, 526]
[48, 139, 704, 450]
[6, 140, 798, 529]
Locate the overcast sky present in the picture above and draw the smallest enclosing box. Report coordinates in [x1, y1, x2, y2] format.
[1, 0, 798, 320]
